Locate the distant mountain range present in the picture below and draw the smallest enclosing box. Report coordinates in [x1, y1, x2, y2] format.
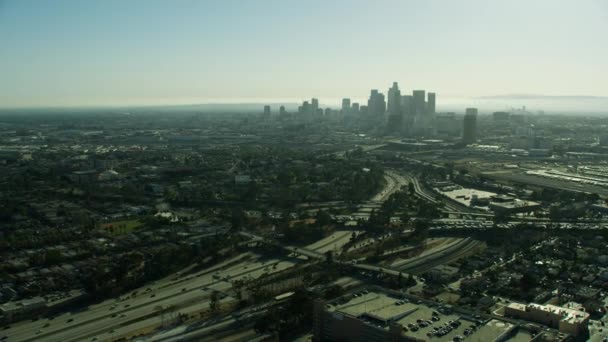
[476, 94, 608, 100]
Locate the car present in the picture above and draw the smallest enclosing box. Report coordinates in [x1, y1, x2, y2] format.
[43, 323, 50, 328]
[150, 294, 156, 298]
[66, 318, 74, 323]
[124, 304, 130, 308]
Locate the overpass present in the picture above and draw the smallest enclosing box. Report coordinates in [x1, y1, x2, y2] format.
[239, 231, 325, 260]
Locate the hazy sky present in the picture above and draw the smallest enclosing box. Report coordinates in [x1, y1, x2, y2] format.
[1, 0, 607, 107]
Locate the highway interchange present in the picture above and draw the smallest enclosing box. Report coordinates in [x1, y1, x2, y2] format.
[2, 168, 580, 341]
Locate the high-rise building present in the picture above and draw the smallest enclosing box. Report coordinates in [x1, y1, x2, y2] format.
[400, 95, 414, 134]
[463, 108, 478, 144]
[341, 98, 351, 113]
[387, 82, 402, 115]
[436, 112, 459, 136]
[351, 102, 359, 114]
[367, 90, 386, 116]
[493, 111, 509, 122]
[300, 101, 311, 115]
[359, 105, 368, 115]
[263, 105, 271, 117]
[311, 98, 319, 115]
[279, 105, 286, 116]
[427, 92, 436, 114]
[412, 90, 426, 117]
[386, 82, 403, 132]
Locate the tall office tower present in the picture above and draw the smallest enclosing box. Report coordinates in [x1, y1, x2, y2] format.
[301, 101, 311, 115]
[351, 102, 359, 114]
[462, 108, 478, 144]
[279, 105, 286, 116]
[341, 98, 351, 114]
[386, 82, 402, 132]
[367, 90, 386, 116]
[493, 111, 509, 122]
[311, 98, 319, 115]
[263, 105, 271, 117]
[400, 95, 414, 116]
[401, 95, 414, 133]
[387, 82, 402, 115]
[412, 90, 426, 117]
[436, 112, 459, 136]
[427, 92, 436, 114]
[411, 90, 427, 134]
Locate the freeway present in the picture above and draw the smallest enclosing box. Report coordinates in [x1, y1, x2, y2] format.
[3, 253, 298, 342]
[305, 230, 356, 254]
[148, 303, 271, 342]
[350, 238, 482, 278]
[395, 238, 482, 274]
[390, 170, 487, 216]
[239, 231, 326, 260]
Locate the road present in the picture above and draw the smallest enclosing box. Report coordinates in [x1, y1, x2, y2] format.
[305, 230, 355, 254]
[350, 238, 482, 278]
[3, 253, 298, 342]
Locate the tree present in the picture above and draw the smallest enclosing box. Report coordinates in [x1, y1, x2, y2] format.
[315, 210, 332, 227]
[408, 182, 415, 195]
[230, 208, 246, 231]
[325, 250, 333, 264]
[400, 212, 410, 226]
[210, 291, 220, 312]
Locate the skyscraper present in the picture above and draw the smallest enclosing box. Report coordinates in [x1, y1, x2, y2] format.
[412, 90, 426, 117]
[401, 95, 414, 133]
[367, 90, 386, 116]
[341, 98, 351, 114]
[462, 108, 478, 144]
[387, 82, 402, 115]
[387, 82, 402, 132]
[301, 101, 311, 115]
[263, 105, 271, 117]
[427, 92, 436, 114]
[311, 98, 319, 115]
[279, 105, 286, 116]
[351, 102, 359, 114]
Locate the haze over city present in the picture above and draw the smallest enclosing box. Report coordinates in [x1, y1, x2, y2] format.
[4, 2, 608, 342]
[1, 0, 607, 109]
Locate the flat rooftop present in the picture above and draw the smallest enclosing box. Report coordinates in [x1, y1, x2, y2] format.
[328, 290, 514, 341]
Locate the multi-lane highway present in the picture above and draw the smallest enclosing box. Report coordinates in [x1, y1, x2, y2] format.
[2, 253, 298, 342]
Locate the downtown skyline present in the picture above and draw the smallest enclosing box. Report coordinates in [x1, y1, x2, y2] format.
[1, 0, 607, 108]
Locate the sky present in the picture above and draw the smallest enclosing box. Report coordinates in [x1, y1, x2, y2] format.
[0, 0, 607, 108]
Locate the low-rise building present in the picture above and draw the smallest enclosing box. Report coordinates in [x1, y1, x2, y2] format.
[0, 297, 47, 322]
[314, 288, 515, 342]
[504, 302, 589, 336]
